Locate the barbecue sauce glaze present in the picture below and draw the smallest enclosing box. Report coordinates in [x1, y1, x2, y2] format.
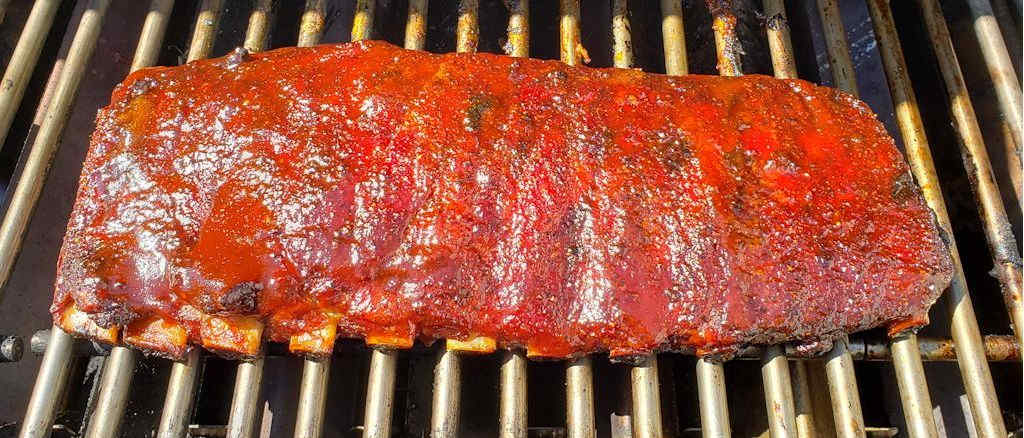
[53, 41, 952, 359]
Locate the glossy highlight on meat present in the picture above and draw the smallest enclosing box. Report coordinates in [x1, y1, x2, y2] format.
[52, 41, 952, 360]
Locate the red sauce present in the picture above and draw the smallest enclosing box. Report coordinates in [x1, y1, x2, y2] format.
[52, 41, 952, 358]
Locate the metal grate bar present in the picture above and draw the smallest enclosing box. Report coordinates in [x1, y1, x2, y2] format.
[157, 349, 201, 438]
[82, 2, 175, 434]
[499, 350, 528, 438]
[695, 358, 730, 438]
[695, 10, 745, 438]
[457, 0, 479, 54]
[426, 4, 468, 436]
[757, 5, 807, 436]
[609, 4, 664, 438]
[761, 346, 797, 438]
[226, 358, 264, 438]
[243, 0, 273, 53]
[19, 327, 75, 438]
[762, 0, 796, 79]
[0, 0, 60, 152]
[813, 7, 873, 437]
[789, 360, 819, 438]
[566, 356, 596, 438]
[289, 4, 334, 437]
[498, 6, 529, 437]
[822, 337, 866, 437]
[352, 0, 374, 42]
[611, 0, 632, 69]
[294, 357, 331, 438]
[14, 4, 112, 435]
[918, 0, 1024, 349]
[404, 0, 427, 51]
[660, 0, 687, 76]
[865, 2, 1007, 436]
[630, 355, 664, 438]
[964, 0, 1023, 193]
[154, 2, 227, 435]
[506, 0, 529, 58]
[131, 0, 175, 71]
[0, 0, 109, 294]
[298, 0, 326, 48]
[363, 348, 399, 438]
[816, 0, 859, 94]
[187, 0, 224, 62]
[83, 347, 137, 438]
[890, 334, 939, 437]
[557, 3, 595, 438]
[431, 349, 461, 438]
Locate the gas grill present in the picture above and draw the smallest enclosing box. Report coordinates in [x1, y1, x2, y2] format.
[0, 1, 1021, 437]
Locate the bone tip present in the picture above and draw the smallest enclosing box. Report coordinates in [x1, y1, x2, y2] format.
[446, 336, 496, 353]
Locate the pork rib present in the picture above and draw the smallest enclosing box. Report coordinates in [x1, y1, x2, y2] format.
[52, 41, 952, 359]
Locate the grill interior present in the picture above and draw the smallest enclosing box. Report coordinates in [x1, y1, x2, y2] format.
[0, 1, 1021, 437]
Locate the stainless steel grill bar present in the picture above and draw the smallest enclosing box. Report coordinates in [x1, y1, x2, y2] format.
[865, 2, 1007, 436]
[131, 0, 175, 71]
[431, 349, 461, 438]
[762, 0, 795, 79]
[352, 0, 374, 42]
[660, 0, 687, 77]
[918, 0, 1024, 348]
[499, 9, 528, 434]
[631, 355, 664, 438]
[243, 0, 273, 52]
[425, 11, 478, 435]
[0, 0, 60, 151]
[294, 357, 331, 438]
[695, 358, 730, 438]
[816, 0, 859, 94]
[566, 356, 596, 438]
[155, 3, 227, 435]
[226, 358, 264, 438]
[297, 0, 326, 48]
[559, 0, 584, 67]
[0, 0, 110, 294]
[83, 346, 137, 438]
[889, 335, 938, 438]
[291, 7, 330, 436]
[506, 0, 529, 58]
[82, 3, 175, 434]
[611, 5, 663, 437]
[363, 348, 398, 438]
[761, 346, 797, 438]
[759, 6, 810, 436]
[404, 0, 427, 51]
[699, 12, 741, 438]
[499, 350, 528, 438]
[611, 0, 632, 69]
[187, 0, 223, 62]
[457, 0, 479, 53]
[157, 349, 201, 438]
[822, 337, 866, 438]
[789, 361, 818, 438]
[558, 3, 594, 437]
[19, 327, 75, 438]
[813, 9, 875, 437]
[964, 0, 1023, 164]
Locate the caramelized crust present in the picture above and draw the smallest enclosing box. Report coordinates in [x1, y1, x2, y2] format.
[52, 41, 952, 359]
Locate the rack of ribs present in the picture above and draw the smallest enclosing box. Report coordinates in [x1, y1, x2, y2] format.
[51, 41, 952, 360]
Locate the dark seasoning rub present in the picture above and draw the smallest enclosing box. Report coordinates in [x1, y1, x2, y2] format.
[52, 41, 952, 360]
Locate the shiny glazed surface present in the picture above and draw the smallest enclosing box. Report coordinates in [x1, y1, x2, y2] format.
[52, 41, 952, 359]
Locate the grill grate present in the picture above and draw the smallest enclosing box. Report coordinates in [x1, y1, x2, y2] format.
[0, 1, 1020, 437]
